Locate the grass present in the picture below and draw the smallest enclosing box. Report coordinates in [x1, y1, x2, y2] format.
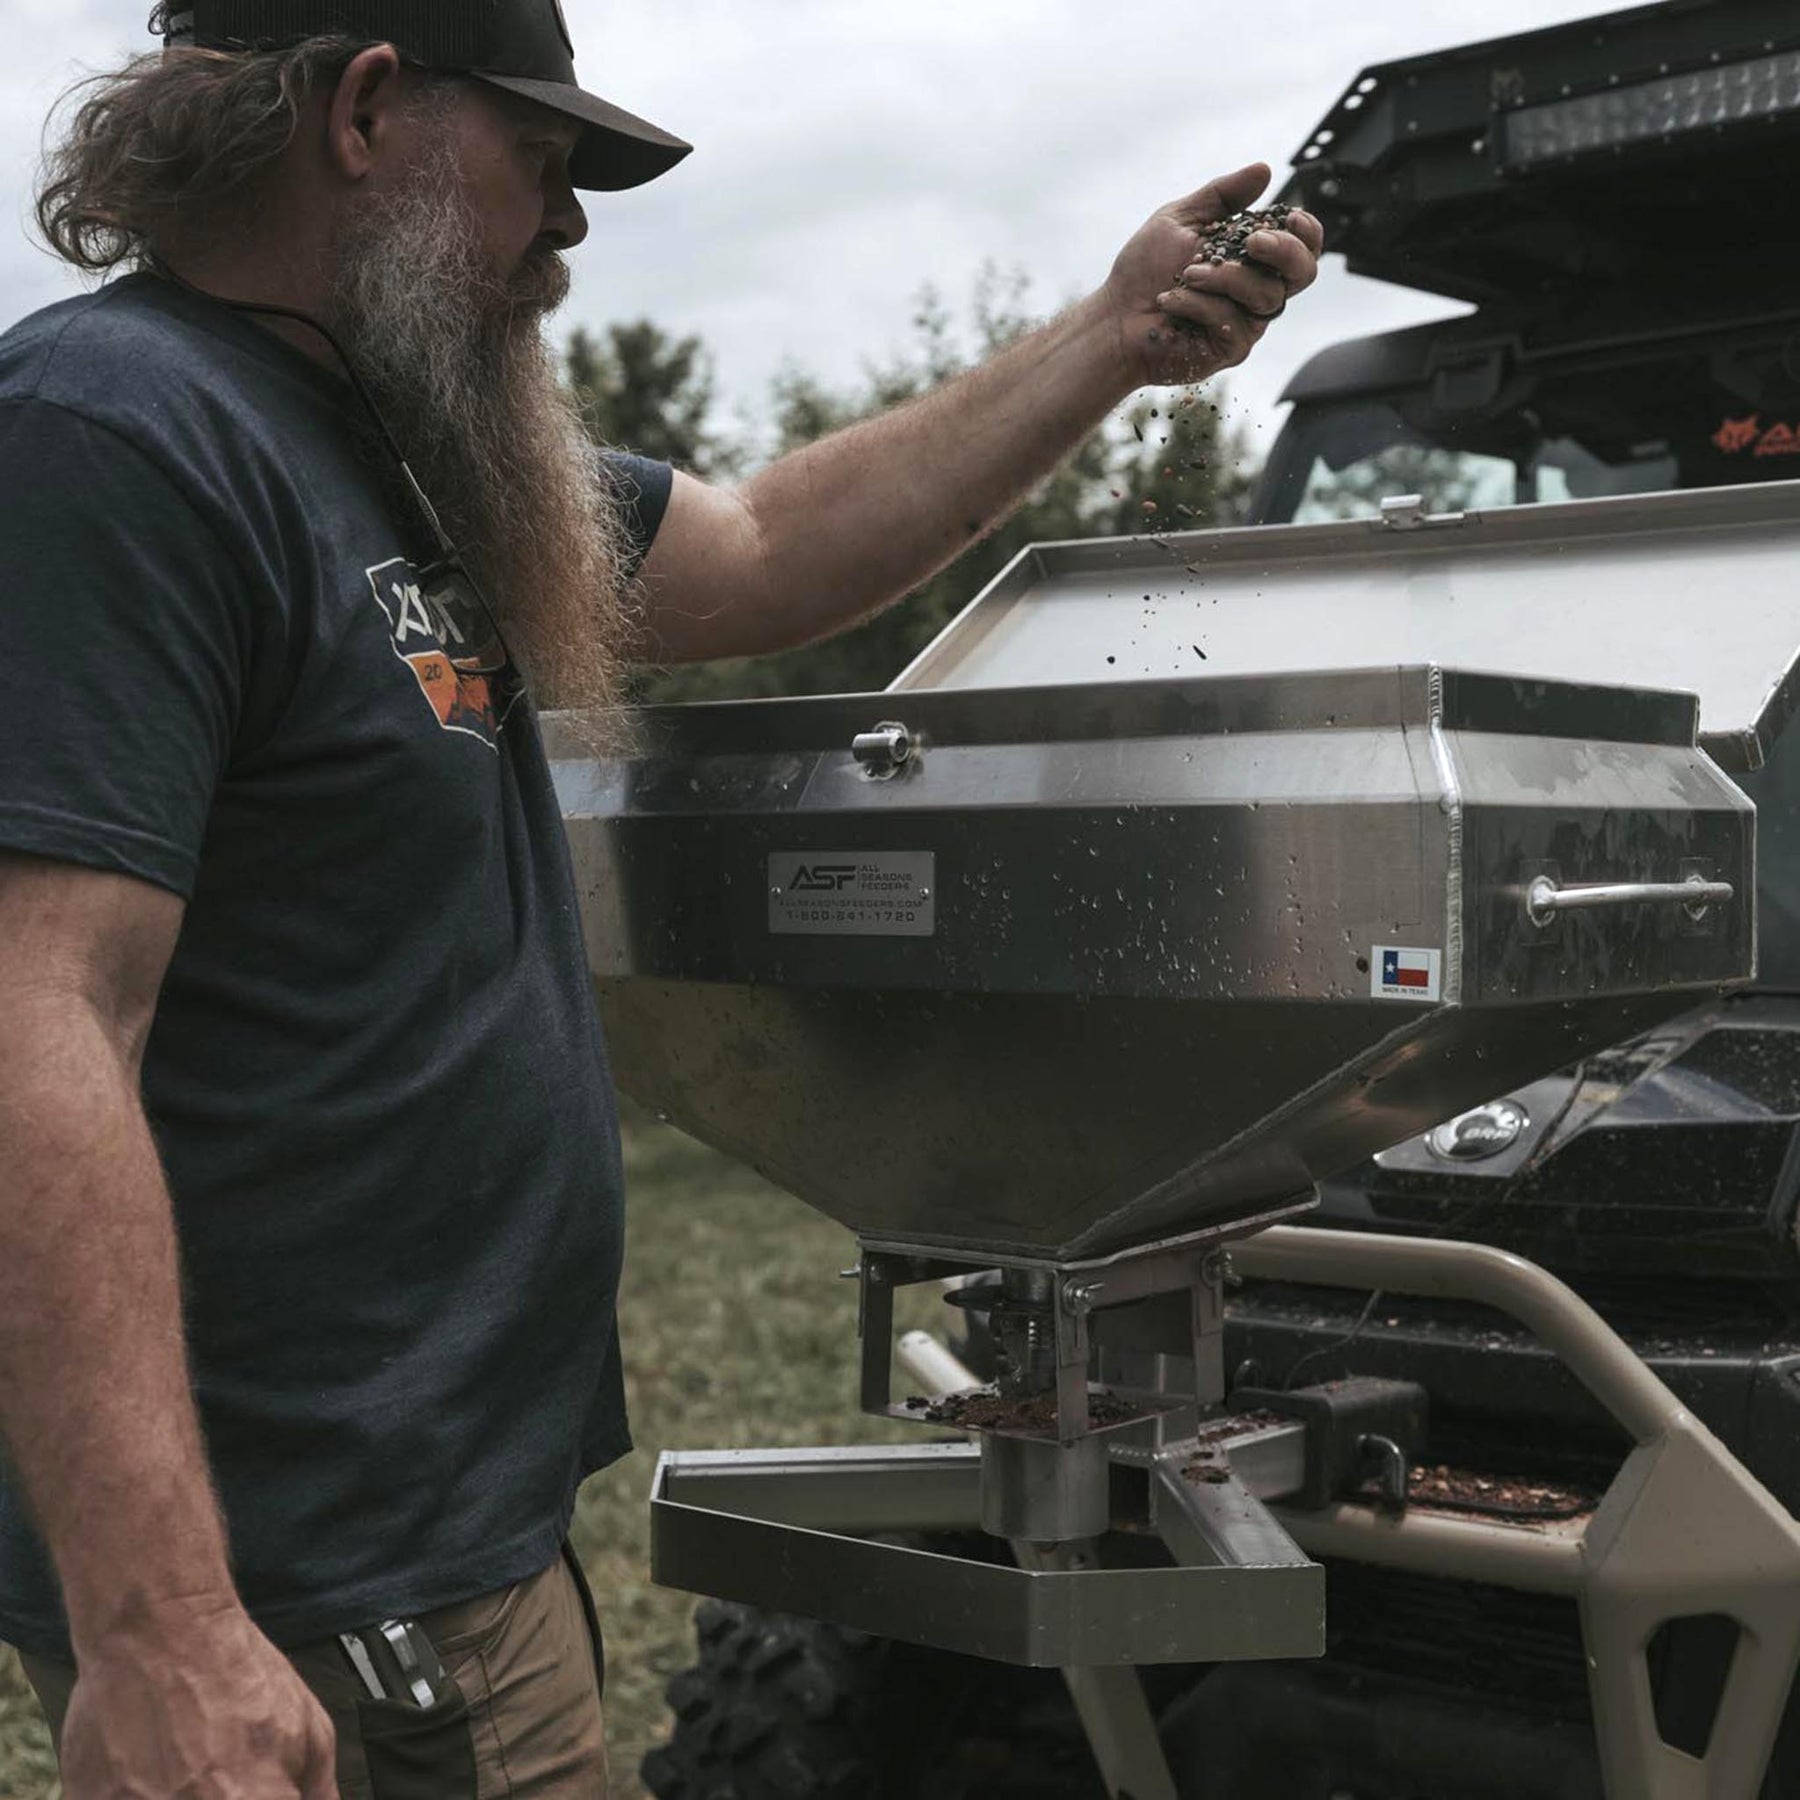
[575, 1107, 941, 1796]
[0, 1647, 55, 1800]
[0, 1110, 943, 1799]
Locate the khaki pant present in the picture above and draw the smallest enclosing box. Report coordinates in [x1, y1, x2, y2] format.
[22, 1549, 607, 1799]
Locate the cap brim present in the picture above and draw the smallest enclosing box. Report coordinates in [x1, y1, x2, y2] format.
[471, 73, 691, 191]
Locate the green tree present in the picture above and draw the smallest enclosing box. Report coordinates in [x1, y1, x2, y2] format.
[567, 321, 736, 477]
[1101, 390, 1261, 539]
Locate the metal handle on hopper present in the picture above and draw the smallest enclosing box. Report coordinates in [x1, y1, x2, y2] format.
[851, 721, 914, 778]
[1525, 872, 1734, 929]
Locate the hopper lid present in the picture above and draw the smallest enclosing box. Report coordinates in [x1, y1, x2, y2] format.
[890, 480, 1800, 773]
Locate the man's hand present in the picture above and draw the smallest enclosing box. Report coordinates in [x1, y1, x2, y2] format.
[636, 163, 1321, 664]
[1101, 162, 1323, 388]
[60, 1599, 337, 1799]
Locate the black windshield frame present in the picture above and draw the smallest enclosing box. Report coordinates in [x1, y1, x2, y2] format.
[1252, 310, 1800, 526]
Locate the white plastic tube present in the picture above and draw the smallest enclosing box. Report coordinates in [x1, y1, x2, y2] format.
[895, 1329, 979, 1399]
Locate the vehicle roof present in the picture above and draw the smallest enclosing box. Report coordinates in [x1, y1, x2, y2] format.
[1305, 0, 1734, 99]
[1282, 0, 1800, 304]
[1278, 295, 1800, 407]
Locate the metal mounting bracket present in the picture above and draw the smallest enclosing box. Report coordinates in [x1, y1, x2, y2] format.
[856, 1197, 1312, 1443]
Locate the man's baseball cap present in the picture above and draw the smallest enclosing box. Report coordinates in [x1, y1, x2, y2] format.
[161, 2, 692, 191]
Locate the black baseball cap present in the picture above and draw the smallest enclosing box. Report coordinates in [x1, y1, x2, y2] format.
[161, 2, 692, 191]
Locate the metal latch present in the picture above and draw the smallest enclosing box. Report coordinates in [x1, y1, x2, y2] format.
[851, 720, 915, 779]
[1377, 494, 1466, 531]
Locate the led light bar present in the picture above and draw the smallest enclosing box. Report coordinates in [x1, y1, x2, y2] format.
[1504, 49, 1800, 168]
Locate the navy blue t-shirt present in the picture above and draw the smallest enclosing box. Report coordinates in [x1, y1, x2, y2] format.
[0, 276, 671, 1652]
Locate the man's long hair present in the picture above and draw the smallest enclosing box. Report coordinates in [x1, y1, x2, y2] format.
[37, 28, 367, 272]
[33, 23, 641, 733]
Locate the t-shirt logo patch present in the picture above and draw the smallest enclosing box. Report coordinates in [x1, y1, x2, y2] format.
[365, 558, 520, 750]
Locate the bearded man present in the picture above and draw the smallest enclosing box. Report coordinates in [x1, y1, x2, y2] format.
[0, 2, 1321, 1794]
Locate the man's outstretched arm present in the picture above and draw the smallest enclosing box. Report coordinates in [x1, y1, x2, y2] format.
[0, 853, 335, 1799]
[635, 163, 1322, 664]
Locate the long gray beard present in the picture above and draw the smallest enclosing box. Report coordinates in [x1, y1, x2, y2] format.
[328, 152, 636, 730]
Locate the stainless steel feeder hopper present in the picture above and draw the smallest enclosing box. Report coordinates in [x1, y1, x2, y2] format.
[550, 490, 1778, 1746]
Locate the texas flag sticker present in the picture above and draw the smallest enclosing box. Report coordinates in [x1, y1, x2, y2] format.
[1373, 946, 1442, 1003]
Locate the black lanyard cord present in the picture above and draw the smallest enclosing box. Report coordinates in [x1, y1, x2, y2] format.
[144, 260, 514, 666]
[146, 260, 463, 572]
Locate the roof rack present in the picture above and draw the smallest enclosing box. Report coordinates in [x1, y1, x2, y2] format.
[1283, 0, 1800, 305]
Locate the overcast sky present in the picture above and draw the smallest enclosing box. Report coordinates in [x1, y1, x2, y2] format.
[1, 0, 1616, 462]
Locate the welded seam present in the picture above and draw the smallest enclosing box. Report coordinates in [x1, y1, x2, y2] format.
[1427, 667, 1465, 1006]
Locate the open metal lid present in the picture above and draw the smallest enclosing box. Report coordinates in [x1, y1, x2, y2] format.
[890, 481, 1800, 773]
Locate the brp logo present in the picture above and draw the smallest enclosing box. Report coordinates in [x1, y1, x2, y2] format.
[789, 865, 859, 892]
[1426, 1099, 1530, 1162]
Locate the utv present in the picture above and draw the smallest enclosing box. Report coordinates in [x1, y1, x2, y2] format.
[634, 3, 1800, 1795]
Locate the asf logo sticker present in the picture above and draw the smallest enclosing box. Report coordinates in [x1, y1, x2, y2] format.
[767, 851, 936, 937]
[365, 558, 520, 750]
[788, 864, 859, 891]
[1713, 415, 1800, 458]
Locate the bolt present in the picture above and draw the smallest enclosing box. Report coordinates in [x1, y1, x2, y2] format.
[1062, 1280, 1101, 1314]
